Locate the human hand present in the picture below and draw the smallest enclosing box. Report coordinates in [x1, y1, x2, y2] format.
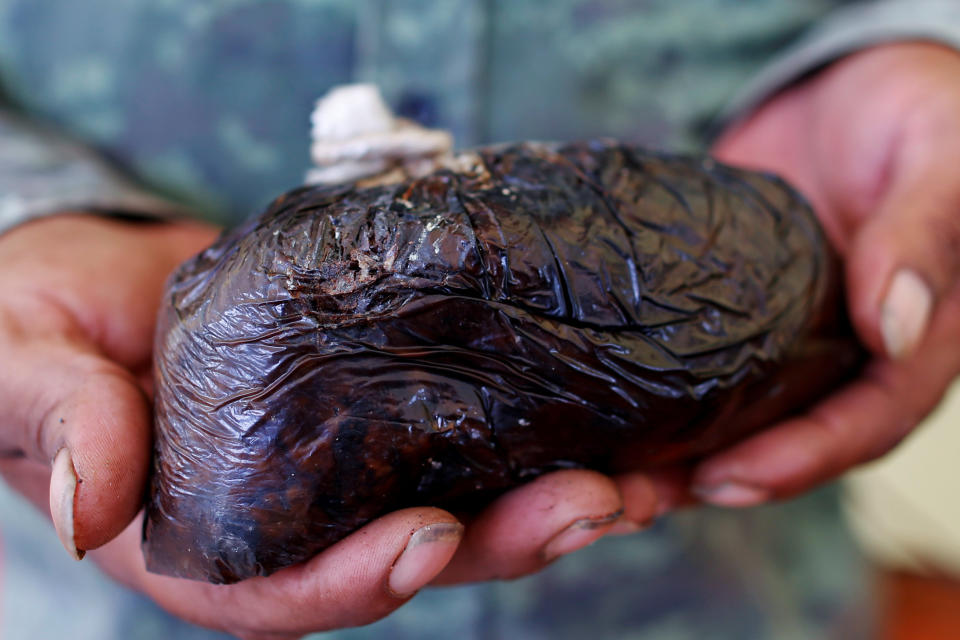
[697, 42, 960, 505]
[0, 215, 660, 639]
[88, 468, 652, 639]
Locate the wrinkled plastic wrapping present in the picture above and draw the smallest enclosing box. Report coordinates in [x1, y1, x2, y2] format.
[144, 141, 863, 583]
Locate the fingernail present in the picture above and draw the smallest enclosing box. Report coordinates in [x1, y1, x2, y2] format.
[881, 269, 933, 359]
[388, 522, 463, 597]
[49, 448, 84, 560]
[541, 511, 622, 562]
[694, 482, 769, 508]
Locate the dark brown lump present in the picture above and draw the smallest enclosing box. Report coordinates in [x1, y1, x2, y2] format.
[144, 141, 862, 583]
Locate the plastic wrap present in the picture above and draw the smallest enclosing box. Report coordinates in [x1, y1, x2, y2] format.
[144, 141, 863, 583]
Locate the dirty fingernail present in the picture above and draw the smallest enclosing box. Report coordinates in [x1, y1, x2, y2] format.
[388, 522, 463, 597]
[542, 511, 621, 562]
[49, 448, 84, 560]
[881, 269, 932, 359]
[695, 481, 769, 508]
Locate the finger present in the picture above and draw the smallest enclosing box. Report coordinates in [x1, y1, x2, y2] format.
[693, 287, 960, 504]
[711, 86, 848, 246]
[0, 456, 51, 513]
[616, 466, 696, 519]
[612, 472, 658, 530]
[93, 509, 463, 638]
[435, 469, 626, 584]
[0, 331, 151, 557]
[845, 123, 960, 359]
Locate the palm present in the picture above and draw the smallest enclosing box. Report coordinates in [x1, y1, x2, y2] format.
[0, 215, 218, 536]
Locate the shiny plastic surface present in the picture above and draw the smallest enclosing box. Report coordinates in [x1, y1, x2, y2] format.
[144, 141, 862, 583]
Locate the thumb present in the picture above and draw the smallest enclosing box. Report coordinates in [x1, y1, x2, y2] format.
[845, 147, 960, 360]
[2, 336, 151, 559]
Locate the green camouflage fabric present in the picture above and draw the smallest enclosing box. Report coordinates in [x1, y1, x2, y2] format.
[0, 0, 858, 224]
[0, 1, 903, 638]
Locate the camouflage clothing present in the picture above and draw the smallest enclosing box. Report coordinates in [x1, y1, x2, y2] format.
[0, 0, 864, 225]
[0, 1, 958, 638]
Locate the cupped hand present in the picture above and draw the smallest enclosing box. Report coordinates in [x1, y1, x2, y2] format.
[0, 215, 659, 639]
[696, 42, 960, 505]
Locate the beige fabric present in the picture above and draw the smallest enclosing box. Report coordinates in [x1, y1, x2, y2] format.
[844, 378, 960, 575]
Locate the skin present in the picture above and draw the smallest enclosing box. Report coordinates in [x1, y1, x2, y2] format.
[694, 42, 960, 502]
[0, 41, 958, 638]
